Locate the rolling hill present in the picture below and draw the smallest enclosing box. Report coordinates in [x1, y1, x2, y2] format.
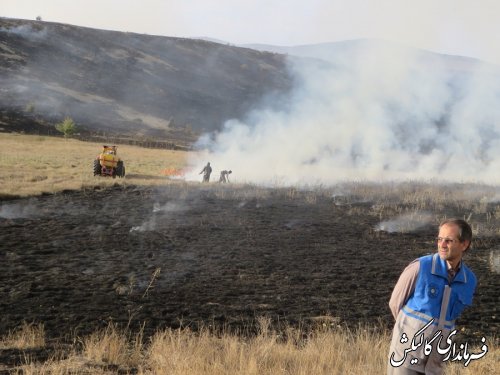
[0, 17, 292, 143]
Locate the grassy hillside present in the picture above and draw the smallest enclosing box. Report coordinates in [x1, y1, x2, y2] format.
[0, 17, 292, 140]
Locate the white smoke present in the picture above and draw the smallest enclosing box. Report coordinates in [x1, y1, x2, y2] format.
[152, 201, 186, 213]
[0, 203, 32, 219]
[187, 41, 500, 186]
[130, 218, 157, 232]
[130, 200, 189, 232]
[376, 212, 433, 233]
[0, 201, 44, 219]
[1, 24, 48, 40]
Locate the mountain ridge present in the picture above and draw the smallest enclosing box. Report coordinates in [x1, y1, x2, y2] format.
[0, 17, 292, 143]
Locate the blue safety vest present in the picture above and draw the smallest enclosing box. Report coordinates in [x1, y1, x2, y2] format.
[402, 254, 476, 330]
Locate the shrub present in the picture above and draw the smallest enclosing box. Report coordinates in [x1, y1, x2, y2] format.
[55, 117, 77, 138]
[25, 102, 35, 113]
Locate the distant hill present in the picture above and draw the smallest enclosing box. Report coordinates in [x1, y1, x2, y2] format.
[243, 39, 489, 74]
[0, 18, 292, 143]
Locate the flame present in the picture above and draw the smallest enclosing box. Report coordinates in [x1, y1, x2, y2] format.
[161, 167, 185, 177]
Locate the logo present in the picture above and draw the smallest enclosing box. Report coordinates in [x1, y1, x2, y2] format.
[428, 283, 439, 298]
[390, 319, 489, 368]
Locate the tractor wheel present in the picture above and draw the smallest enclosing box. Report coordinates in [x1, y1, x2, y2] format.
[116, 161, 125, 178]
[93, 159, 101, 176]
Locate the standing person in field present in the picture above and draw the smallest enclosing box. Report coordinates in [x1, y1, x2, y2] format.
[219, 170, 232, 183]
[199, 162, 212, 183]
[387, 218, 477, 375]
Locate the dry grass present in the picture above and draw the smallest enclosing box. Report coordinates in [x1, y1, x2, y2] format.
[1, 321, 496, 374]
[0, 133, 189, 198]
[0, 322, 45, 349]
[81, 323, 144, 367]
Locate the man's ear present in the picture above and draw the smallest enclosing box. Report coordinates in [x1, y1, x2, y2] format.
[462, 240, 471, 252]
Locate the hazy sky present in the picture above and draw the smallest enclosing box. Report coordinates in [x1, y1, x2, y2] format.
[2, 0, 500, 65]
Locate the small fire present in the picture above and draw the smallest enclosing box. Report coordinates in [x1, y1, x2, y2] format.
[161, 167, 185, 177]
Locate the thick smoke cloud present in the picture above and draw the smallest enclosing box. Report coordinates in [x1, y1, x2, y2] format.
[188, 41, 500, 185]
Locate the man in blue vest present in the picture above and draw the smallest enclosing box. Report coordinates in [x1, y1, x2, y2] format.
[387, 218, 477, 375]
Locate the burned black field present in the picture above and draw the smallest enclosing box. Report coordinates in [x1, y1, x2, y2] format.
[0, 183, 498, 347]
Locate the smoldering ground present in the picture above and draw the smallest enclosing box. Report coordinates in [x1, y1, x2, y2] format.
[0, 183, 499, 347]
[188, 40, 500, 185]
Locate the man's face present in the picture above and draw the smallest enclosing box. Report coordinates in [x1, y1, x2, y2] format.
[437, 223, 469, 267]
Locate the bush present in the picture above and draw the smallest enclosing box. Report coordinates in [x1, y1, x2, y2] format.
[55, 117, 77, 138]
[25, 102, 35, 113]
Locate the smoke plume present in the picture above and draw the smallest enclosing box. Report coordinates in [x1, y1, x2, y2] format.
[187, 41, 500, 186]
[375, 212, 433, 233]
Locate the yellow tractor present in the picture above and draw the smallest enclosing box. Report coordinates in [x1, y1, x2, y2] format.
[93, 145, 125, 178]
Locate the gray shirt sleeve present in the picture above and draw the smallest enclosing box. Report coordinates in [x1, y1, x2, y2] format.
[389, 259, 420, 320]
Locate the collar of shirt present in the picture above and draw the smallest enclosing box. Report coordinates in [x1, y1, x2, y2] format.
[447, 261, 461, 282]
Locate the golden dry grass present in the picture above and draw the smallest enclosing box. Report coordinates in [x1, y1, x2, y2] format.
[0, 133, 189, 197]
[0, 322, 45, 349]
[1, 322, 496, 375]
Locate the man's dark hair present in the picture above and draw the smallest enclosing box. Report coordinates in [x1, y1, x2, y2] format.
[439, 218, 472, 250]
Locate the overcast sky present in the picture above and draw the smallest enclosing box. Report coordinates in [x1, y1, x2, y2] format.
[2, 0, 500, 65]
